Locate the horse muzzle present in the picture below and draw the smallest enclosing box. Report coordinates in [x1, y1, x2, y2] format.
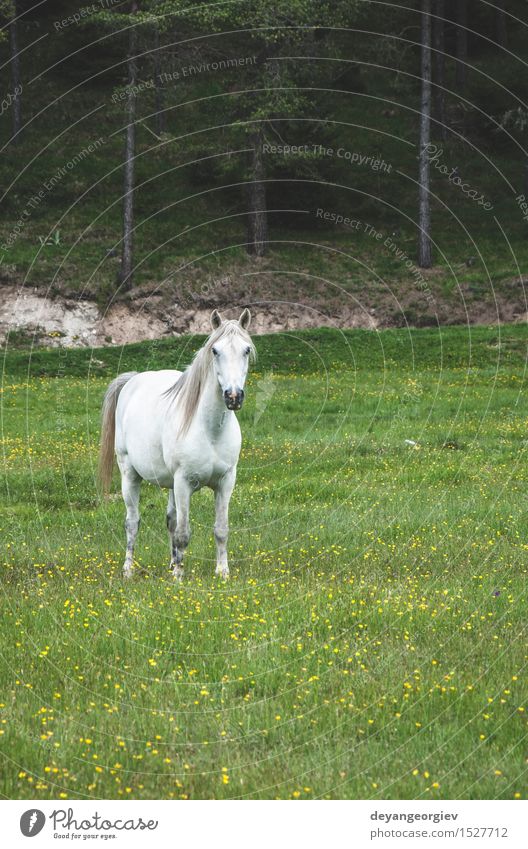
[224, 389, 245, 410]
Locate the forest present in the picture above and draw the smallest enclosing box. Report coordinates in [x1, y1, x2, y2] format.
[0, 1, 526, 332]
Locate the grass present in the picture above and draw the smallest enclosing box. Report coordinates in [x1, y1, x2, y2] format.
[0, 325, 527, 799]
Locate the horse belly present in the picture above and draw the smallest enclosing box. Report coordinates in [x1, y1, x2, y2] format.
[131, 451, 174, 488]
[116, 372, 178, 488]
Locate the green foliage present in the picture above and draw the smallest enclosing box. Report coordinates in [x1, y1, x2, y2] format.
[139, 0, 364, 128]
[0, 0, 15, 17]
[0, 0, 15, 43]
[1, 0, 528, 296]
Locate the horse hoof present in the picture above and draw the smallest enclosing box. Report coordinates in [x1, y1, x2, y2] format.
[215, 567, 229, 580]
[123, 566, 133, 579]
[172, 566, 184, 581]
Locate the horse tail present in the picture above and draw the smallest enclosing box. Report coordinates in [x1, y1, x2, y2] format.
[98, 372, 138, 494]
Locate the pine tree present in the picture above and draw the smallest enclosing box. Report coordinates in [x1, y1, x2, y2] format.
[418, 0, 433, 268]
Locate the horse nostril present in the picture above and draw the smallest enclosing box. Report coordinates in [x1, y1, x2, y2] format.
[224, 389, 244, 408]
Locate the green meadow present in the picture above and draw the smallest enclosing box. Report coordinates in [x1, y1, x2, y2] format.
[0, 324, 527, 799]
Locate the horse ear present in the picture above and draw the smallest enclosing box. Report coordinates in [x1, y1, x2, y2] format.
[210, 309, 222, 329]
[239, 308, 251, 330]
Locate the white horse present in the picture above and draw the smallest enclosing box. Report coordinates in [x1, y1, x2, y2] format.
[98, 309, 255, 579]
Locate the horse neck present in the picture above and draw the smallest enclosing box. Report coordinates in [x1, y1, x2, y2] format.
[196, 364, 232, 438]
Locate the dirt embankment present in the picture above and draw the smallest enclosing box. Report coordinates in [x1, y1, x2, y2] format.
[1, 275, 526, 348]
[0, 285, 379, 347]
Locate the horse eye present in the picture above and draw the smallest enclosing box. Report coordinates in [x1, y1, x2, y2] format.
[245, 346, 250, 355]
[212, 347, 219, 356]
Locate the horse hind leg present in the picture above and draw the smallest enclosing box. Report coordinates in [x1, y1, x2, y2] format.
[166, 489, 179, 576]
[120, 460, 141, 578]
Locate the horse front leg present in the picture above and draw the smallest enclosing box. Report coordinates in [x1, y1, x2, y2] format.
[214, 467, 236, 579]
[171, 476, 192, 580]
[166, 488, 177, 571]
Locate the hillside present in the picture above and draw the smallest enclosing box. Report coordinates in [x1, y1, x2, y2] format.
[1, 1, 528, 342]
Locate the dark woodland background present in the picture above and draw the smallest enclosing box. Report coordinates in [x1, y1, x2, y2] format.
[1, 1, 527, 328]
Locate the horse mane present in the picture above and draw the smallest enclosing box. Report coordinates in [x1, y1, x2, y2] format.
[164, 320, 256, 436]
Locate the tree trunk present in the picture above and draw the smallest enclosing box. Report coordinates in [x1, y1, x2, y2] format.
[120, 2, 138, 290]
[246, 126, 267, 257]
[495, 0, 508, 49]
[455, 0, 468, 91]
[152, 23, 166, 136]
[433, 0, 446, 140]
[418, 0, 433, 269]
[9, 0, 22, 145]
